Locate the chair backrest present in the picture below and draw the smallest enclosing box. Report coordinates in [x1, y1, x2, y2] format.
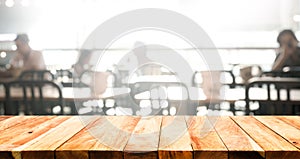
[54, 69, 74, 87]
[261, 66, 300, 78]
[55, 69, 73, 79]
[5, 80, 63, 115]
[245, 77, 300, 115]
[19, 70, 55, 81]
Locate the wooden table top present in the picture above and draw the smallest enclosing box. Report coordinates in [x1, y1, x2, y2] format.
[0, 116, 299, 159]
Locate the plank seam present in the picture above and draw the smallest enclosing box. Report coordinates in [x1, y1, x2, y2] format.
[207, 116, 230, 159]
[253, 116, 300, 151]
[277, 116, 300, 131]
[183, 116, 195, 159]
[229, 116, 268, 158]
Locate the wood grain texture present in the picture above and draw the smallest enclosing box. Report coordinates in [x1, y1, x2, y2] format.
[0, 116, 11, 122]
[56, 116, 140, 159]
[255, 116, 300, 149]
[0, 116, 34, 132]
[158, 116, 193, 159]
[124, 116, 162, 159]
[0, 116, 299, 159]
[20, 116, 97, 159]
[209, 116, 264, 159]
[277, 116, 300, 130]
[186, 116, 227, 159]
[232, 116, 300, 159]
[89, 116, 141, 159]
[0, 116, 58, 159]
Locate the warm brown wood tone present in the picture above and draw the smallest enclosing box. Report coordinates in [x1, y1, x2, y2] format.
[210, 116, 264, 159]
[0, 116, 69, 159]
[20, 116, 97, 159]
[186, 116, 227, 159]
[277, 116, 300, 130]
[0, 116, 11, 122]
[255, 116, 300, 149]
[124, 116, 162, 159]
[0, 116, 34, 131]
[232, 116, 300, 159]
[56, 116, 140, 159]
[0, 116, 299, 159]
[158, 116, 193, 159]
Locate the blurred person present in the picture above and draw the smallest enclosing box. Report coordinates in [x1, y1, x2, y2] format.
[272, 29, 300, 71]
[0, 34, 46, 78]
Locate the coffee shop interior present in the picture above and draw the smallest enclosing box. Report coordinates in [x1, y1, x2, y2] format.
[1, 0, 300, 116]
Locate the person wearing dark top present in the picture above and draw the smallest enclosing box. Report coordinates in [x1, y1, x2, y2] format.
[272, 29, 300, 71]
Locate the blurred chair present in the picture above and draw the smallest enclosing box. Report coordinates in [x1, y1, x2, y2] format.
[19, 70, 55, 81]
[245, 77, 300, 115]
[5, 80, 63, 115]
[261, 66, 300, 78]
[54, 69, 73, 87]
[0, 82, 7, 115]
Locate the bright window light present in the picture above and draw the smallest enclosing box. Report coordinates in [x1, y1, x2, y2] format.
[20, 0, 30, 7]
[5, 0, 14, 7]
[0, 52, 7, 58]
[293, 15, 300, 22]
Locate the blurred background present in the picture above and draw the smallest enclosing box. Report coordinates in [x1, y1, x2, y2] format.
[0, 0, 299, 71]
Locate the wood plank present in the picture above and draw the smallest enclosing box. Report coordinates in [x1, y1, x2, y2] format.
[186, 116, 227, 159]
[209, 116, 264, 159]
[0, 116, 36, 131]
[158, 116, 192, 159]
[0, 116, 69, 159]
[232, 116, 300, 159]
[16, 116, 97, 159]
[56, 116, 140, 159]
[124, 116, 162, 159]
[255, 116, 300, 150]
[0, 116, 11, 122]
[277, 116, 300, 130]
[89, 116, 140, 159]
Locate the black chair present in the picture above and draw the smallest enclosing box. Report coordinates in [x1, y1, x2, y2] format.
[19, 70, 55, 81]
[245, 77, 300, 115]
[5, 80, 63, 115]
[0, 82, 7, 115]
[192, 70, 241, 114]
[261, 66, 300, 78]
[55, 69, 73, 87]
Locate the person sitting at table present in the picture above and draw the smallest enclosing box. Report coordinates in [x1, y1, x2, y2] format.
[0, 34, 46, 78]
[272, 29, 300, 72]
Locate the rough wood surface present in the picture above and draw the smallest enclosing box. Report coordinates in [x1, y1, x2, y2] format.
[0, 116, 11, 122]
[0, 116, 299, 159]
[0, 116, 34, 131]
[124, 116, 162, 159]
[158, 116, 193, 159]
[277, 116, 300, 130]
[255, 116, 300, 149]
[0, 116, 60, 159]
[20, 116, 97, 159]
[232, 116, 300, 159]
[210, 116, 264, 159]
[186, 116, 227, 159]
[56, 116, 140, 159]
